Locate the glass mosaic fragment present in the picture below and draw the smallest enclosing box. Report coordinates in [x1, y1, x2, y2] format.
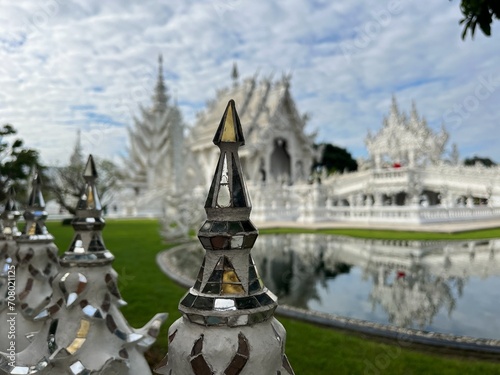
[231, 236, 244, 249]
[214, 298, 236, 311]
[235, 296, 259, 310]
[192, 296, 214, 310]
[180, 293, 196, 308]
[210, 236, 229, 250]
[231, 154, 246, 207]
[217, 154, 231, 208]
[199, 236, 212, 249]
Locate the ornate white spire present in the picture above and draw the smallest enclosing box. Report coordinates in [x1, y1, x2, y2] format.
[69, 129, 83, 167]
[125, 55, 184, 191]
[153, 54, 169, 113]
[231, 61, 239, 86]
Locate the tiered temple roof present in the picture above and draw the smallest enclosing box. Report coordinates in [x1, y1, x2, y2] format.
[190, 73, 315, 159]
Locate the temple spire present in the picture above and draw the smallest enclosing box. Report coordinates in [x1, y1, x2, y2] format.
[391, 94, 399, 115]
[153, 54, 168, 112]
[231, 62, 239, 86]
[70, 129, 83, 166]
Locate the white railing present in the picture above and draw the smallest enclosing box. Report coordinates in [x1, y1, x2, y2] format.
[327, 165, 500, 199]
[323, 205, 500, 224]
[249, 179, 500, 224]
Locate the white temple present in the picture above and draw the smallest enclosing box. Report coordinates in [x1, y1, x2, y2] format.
[119, 57, 500, 231]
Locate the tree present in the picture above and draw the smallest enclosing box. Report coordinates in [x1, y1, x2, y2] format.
[48, 133, 121, 214]
[457, 0, 500, 39]
[313, 143, 358, 175]
[0, 124, 43, 202]
[464, 155, 496, 167]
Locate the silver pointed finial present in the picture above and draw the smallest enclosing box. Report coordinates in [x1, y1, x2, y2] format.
[83, 154, 98, 180]
[22, 168, 51, 239]
[64, 154, 109, 264]
[27, 169, 45, 209]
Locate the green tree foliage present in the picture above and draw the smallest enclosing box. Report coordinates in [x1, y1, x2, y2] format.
[464, 155, 496, 167]
[313, 143, 358, 175]
[458, 0, 500, 39]
[0, 124, 43, 202]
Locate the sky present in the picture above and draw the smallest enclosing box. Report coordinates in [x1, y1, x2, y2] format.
[0, 0, 499, 166]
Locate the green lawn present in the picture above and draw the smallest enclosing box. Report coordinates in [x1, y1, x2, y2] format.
[46, 219, 500, 374]
[260, 227, 500, 240]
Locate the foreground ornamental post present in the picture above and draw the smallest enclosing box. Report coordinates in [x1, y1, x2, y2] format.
[0, 171, 60, 352]
[0, 188, 21, 317]
[0, 155, 167, 375]
[156, 100, 294, 375]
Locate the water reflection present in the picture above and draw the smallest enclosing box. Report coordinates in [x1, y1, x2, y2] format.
[172, 235, 500, 340]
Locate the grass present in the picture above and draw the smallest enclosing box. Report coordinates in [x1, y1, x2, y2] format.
[260, 226, 500, 240]
[46, 219, 500, 374]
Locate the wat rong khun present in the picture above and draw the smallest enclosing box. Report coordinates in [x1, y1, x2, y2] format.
[1, 100, 500, 375]
[106, 58, 500, 238]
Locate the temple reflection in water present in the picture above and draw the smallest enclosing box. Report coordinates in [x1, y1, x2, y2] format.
[172, 235, 500, 340]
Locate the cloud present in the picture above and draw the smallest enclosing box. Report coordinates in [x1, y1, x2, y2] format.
[0, 0, 498, 166]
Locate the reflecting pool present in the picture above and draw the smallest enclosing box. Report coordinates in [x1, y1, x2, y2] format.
[169, 234, 500, 340]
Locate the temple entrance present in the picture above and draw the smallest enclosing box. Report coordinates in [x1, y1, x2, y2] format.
[395, 192, 407, 206]
[421, 190, 440, 206]
[270, 138, 291, 183]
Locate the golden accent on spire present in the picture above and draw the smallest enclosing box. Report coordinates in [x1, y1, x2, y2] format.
[213, 99, 245, 145]
[221, 102, 236, 142]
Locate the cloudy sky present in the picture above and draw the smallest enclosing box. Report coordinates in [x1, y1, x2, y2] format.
[1, 0, 498, 166]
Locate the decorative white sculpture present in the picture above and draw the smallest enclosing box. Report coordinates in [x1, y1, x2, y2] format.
[0, 171, 60, 353]
[0, 156, 167, 375]
[0, 188, 21, 325]
[156, 100, 294, 375]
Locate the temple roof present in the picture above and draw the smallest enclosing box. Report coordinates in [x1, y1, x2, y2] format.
[189, 73, 314, 155]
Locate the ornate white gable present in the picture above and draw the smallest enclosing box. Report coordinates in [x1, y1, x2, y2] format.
[366, 97, 448, 168]
[189, 71, 316, 186]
